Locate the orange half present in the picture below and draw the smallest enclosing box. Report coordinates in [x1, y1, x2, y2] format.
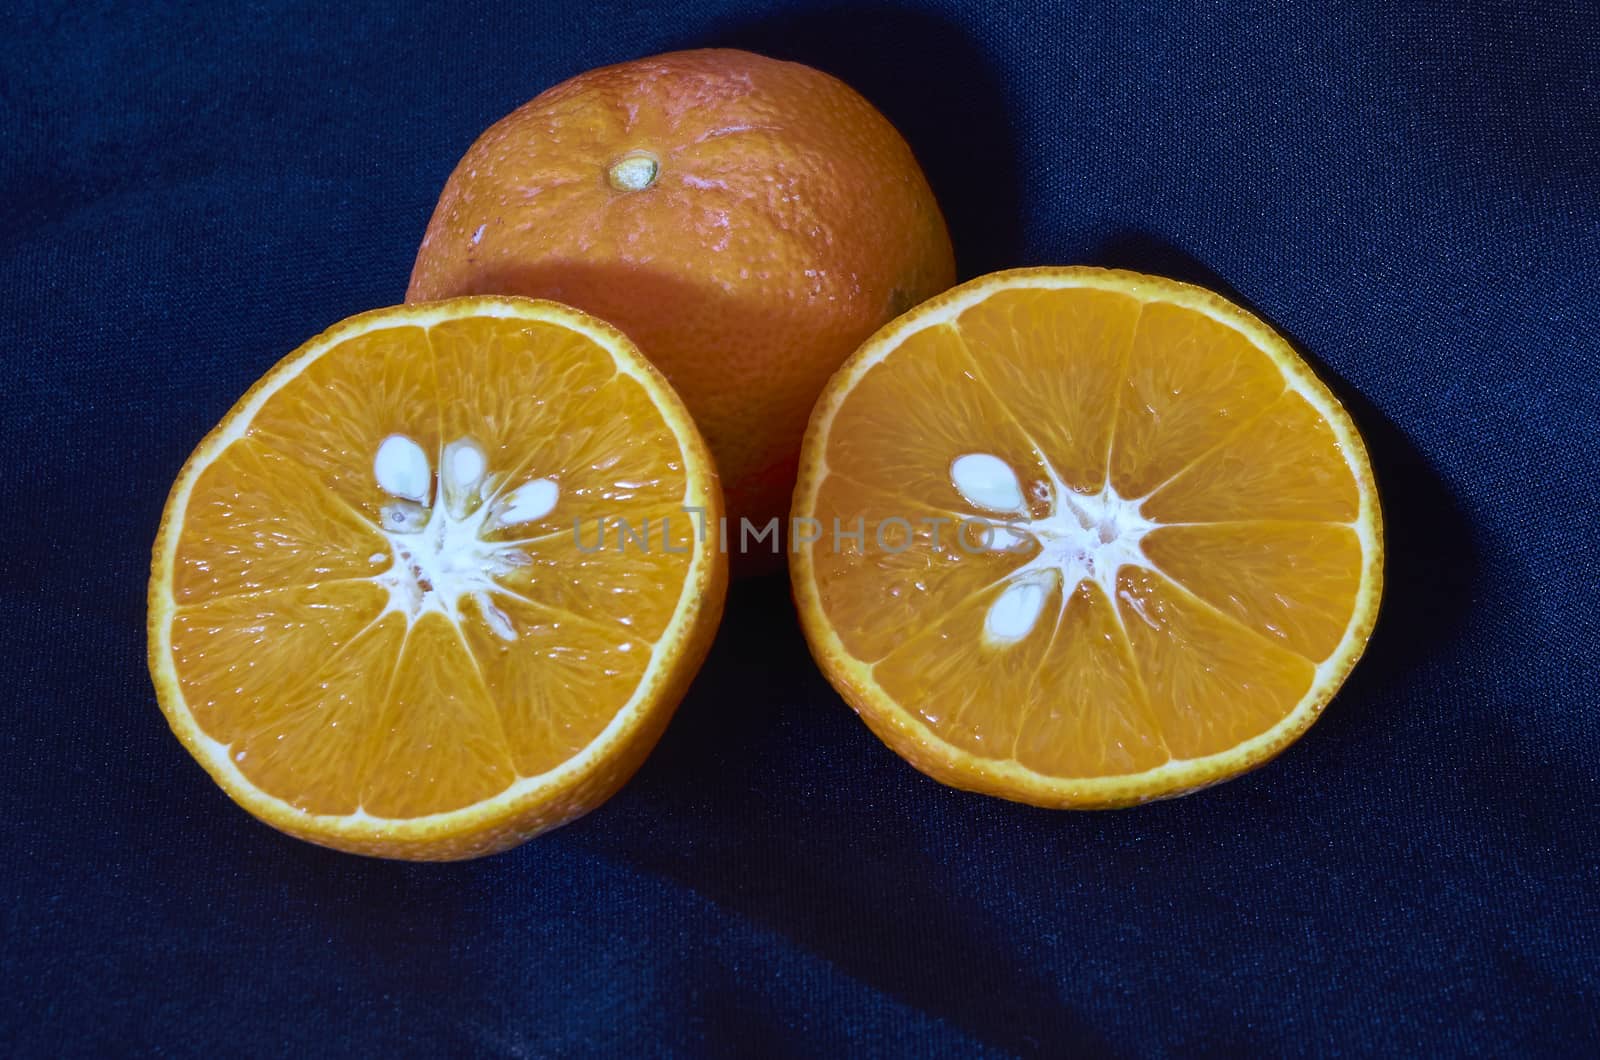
[148, 297, 726, 858]
[791, 267, 1382, 806]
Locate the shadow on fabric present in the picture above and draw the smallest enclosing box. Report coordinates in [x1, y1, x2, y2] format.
[567, 570, 1117, 1056]
[1094, 231, 1481, 729]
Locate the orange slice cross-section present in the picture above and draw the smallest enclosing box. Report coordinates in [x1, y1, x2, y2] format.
[149, 298, 726, 858]
[791, 267, 1382, 806]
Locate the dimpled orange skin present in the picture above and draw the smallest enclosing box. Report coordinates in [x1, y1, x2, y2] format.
[406, 49, 956, 560]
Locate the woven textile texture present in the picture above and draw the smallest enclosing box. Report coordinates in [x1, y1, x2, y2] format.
[2, 1, 1597, 1055]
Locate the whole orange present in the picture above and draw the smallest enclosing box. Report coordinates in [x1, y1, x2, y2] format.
[407, 49, 955, 565]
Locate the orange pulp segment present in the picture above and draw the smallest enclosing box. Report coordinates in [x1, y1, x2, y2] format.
[149, 297, 726, 858]
[791, 267, 1382, 806]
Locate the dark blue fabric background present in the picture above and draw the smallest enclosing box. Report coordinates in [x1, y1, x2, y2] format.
[3, 1, 1597, 1055]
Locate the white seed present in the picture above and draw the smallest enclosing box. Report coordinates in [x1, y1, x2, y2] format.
[490, 477, 559, 529]
[983, 523, 1030, 552]
[440, 437, 488, 518]
[951, 453, 1026, 513]
[448, 441, 485, 490]
[475, 592, 516, 641]
[985, 577, 1050, 643]
[374, 434, 431, 502]
[484, 549, 531, 577]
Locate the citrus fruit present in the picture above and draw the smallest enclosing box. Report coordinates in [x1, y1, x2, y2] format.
[406, 48, 956, 557]
[790, 267, 1383, 807]
[147, 297, 726, 859]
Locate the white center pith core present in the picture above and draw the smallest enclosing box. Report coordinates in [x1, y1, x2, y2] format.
[950, 452, 1156, 646]
[372, 433, 558, 641]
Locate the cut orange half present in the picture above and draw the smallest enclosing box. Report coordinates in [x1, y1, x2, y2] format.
[790, 267, 1382, 807]
[148, 297, 726, 859]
